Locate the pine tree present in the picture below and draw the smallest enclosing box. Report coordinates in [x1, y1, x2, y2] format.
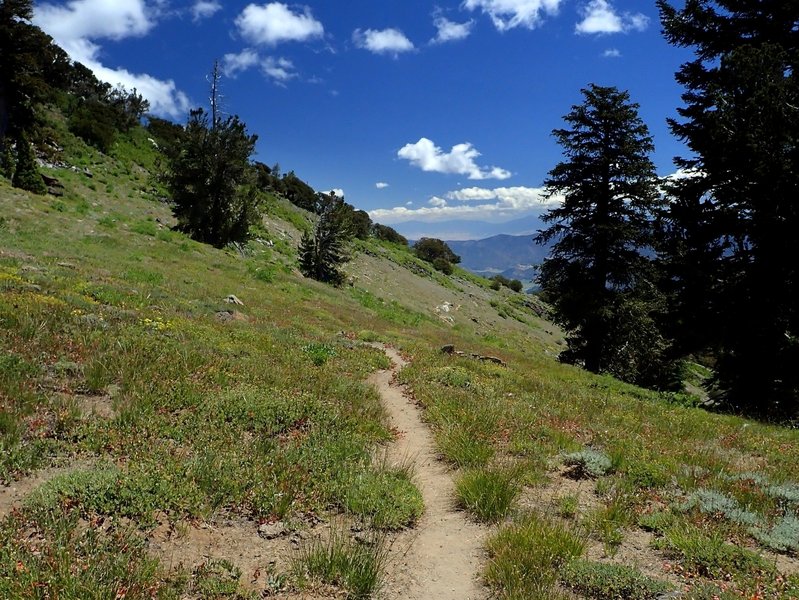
[165, 64, 259, 248]
[535, 85, 670, 386]
[298, 205, 349, 285]
[658, 1, 799, 417]
[11, 131, 45, 194]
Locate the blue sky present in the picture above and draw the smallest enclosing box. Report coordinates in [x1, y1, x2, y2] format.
[33, 0, 693, 240]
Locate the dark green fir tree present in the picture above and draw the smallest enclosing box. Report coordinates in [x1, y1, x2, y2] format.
[658, 0, 799, 417]
[535, 85, 671, 387]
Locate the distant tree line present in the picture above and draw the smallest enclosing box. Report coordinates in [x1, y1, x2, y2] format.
[537, 1, 799, 419]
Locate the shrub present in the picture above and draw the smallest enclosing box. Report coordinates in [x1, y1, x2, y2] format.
[508, 279, 524, 293]
[299, 206, 350, 285]
[302, 343, 337, 366]
[562, 560, 673, 599]
[677, 488, 760, 527]
[413, 238, 460, 265]
[11, 132, 46, 195]
[68, 100, 117, 153]
[432, 257, 454, 275]
[562, 449, 613, 478]
[751, 514, 799, 553]
[371, 223, 407, 245]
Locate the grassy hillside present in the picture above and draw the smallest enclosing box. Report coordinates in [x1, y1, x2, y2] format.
[2, 121, 799, 599]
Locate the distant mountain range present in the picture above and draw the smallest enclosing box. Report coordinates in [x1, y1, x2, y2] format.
[445, 234, 551, 283]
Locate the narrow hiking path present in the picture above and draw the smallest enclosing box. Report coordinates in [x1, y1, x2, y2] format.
[368, 345, 489, 600]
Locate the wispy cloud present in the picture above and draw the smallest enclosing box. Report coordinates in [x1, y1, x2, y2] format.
[191, 0, 221, 22]
[376, 182, 390, 189]
[462, 0, 564, 32]
[222, 49, 260, 76]
[353, 28, 414, 56]
[602, 48, 621, 58]
[398, 138, 511, 181]
[431, 16, 474, 44]
[575, 0, 649, 35]
[222, 49, 297, 84]
[34, 0, 190, 118]
[235, 2, 324, 46]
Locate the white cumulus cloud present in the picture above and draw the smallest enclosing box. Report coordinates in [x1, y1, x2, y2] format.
[236, 3, 324, 46]
[575, 0, 649, 35]
[353, 28, 414, 56]
[369, 185, 563, 224]
[192, 1, 221, 22]
[432, 17, 474, 44]
[462, 0, 564, 32]
[398, 138, 511, 181]
[34, 0, 190, 118]
[376, 182, 390, 189]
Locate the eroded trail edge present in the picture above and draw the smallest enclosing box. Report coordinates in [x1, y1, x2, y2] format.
[368, 345, 488, 600]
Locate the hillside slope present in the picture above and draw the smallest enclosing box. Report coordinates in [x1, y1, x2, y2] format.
[2, 121, 799, 599]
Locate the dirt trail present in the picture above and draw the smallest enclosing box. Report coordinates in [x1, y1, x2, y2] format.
[368, 345, 488, 600]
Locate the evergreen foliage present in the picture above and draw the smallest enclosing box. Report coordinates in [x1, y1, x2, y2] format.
[11, 131, 45, 195]
[371, 223, 407, 246]
[298, 204, 350, 285]
[68, 100, 118, 153]
[165, 108, 259, 247]
[658, 0, 799, 417]
[414, 238, 460, 264]
[535, 85, 671, 387]
[0, 139, 14, 180]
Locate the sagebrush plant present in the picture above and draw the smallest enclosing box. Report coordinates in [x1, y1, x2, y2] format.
[677, 488, 761, 527]
[562, 560, 673, 600]
[751, 514, 799, 553]
[562, 448, 613, 478]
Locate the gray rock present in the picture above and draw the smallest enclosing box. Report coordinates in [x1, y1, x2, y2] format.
[224, 294, 244, 306]
[258, 521, 288, 540]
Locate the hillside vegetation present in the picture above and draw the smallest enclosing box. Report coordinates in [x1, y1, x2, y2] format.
[1, 108, 799, 599]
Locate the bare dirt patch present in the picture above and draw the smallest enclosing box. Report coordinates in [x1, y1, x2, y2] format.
[0, 459, 91, 519]
[370, 345, 489, 600]
[518, 467, 602, 519]
[150, 515, 301, 595]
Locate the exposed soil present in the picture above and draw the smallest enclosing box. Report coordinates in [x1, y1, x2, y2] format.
[149, 513, 308, 596]
[370, 345, 489, 600]
[0, 459, 90, 519]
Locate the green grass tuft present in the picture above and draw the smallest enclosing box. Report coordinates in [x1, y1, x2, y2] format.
[292, 530, 387, 599]
[456, 466, 521, 523]
[486, 512, 585, 599]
